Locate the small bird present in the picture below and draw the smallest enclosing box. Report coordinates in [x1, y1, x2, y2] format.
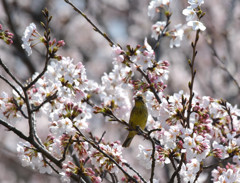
[122, 94, 148, 148]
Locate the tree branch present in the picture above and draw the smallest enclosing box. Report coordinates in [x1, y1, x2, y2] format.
[186, 30, 200, 128]
[168, 153, 184, 183]
[123, 163, 147, 183]
[0, 58, 24, 89]
[0, 74, 25, 101]
[0, 119, 29, 141]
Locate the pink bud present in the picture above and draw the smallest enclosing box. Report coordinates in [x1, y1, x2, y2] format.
[57, 40, 65, 47]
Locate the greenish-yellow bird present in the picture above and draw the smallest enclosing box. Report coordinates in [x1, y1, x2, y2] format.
[122, 95, 148, 148]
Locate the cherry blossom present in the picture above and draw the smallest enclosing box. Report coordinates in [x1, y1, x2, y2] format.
[21, 23, 38, 56]
[187, 20, 206, 31]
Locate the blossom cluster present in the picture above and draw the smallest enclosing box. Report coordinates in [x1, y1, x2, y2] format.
[138, 90, 240, 182]
[149, 0, 206, 48]
[100, 49, 133, 120]
[212, 163, 240, 182]
[4, 23, 98, 182]
[182, 0, 206, 31]
[148, 0, 172, 19]
[98, 38, 169, 121]
[17, 141, 52, 174]
[0, 91, 22, 123]
[137, 144, 170, 169]
[8, 20, 170, 181]
[21, 22, 65, 59]
[11, 54, 99, 181]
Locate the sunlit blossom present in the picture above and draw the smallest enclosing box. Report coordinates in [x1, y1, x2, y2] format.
[21, 23, 37, 56]
[187, 20, 206, 31]
[182, 6, 197, 21]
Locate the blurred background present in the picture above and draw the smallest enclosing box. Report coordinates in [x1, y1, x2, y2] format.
[0, 0, 240, 182]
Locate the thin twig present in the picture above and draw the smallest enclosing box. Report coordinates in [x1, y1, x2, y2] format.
[169, 155, 181, 183]
[147, 128, 162, 136]
[168, 153, 185, 183]
[193, 164, 202, 183]
[136, 126, 156, 183]
[23, 88, 34, 138]
[0, 58, 24, 89]
[84, 131, 106, 166]
[123, 163, 147, 183]
[207, 40, 240, 92]
[137, 67, 162, 104]
[186, 30, 200, 128]
[203, 155, 234, 170]
[149, 136, 156, 183]
[0, 74, 25, 101]
[64, 0, 115, 47]
[109, 173, 118, 183]
[42, 155, 59, 174]
[24, 9, 51, 90]
[98, 131, 106, 144]
[68, 145, 92, 183]
[59, 136, 72, 163]
[30, 138, 63, 167]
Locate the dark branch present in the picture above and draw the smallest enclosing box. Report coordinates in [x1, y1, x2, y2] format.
[168, 153, 184, 183]
[0, 119, 29, 141]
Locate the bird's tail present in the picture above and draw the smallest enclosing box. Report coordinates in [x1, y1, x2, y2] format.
[122, 132, 135, 147]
